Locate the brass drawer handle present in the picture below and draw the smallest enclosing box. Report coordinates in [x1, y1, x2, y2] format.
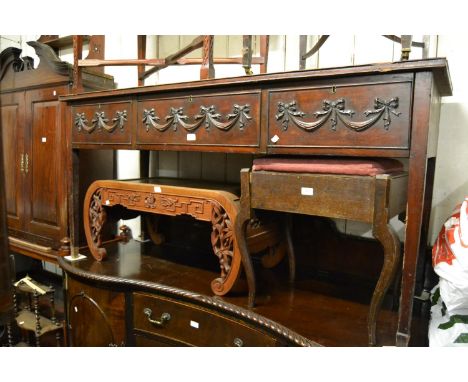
[20, 154, 25, 173]
[25, 153, 29, 174]
[233, 337, 244, 347]
[143, 308, 171, 326]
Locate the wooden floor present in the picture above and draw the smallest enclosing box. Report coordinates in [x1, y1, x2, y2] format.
[72, 239, 427, 347]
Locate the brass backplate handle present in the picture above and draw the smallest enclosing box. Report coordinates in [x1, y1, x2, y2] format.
[143, 307, 171, 326]
[20, 154, 25, 173]
[25, 153, 29, 174]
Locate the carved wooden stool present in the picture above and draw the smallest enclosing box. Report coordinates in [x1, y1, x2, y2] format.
[235, 157, 408, 346]
[83, 178, 286, 299]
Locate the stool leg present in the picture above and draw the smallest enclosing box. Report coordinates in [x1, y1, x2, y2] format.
[370, 223, 400, 346]
[285, 214, 296, 284]
[7, 323, 13, 347]
[235, 215, 256, 308]
[238, 168, 256, 308]
[369, 175, 401, 346]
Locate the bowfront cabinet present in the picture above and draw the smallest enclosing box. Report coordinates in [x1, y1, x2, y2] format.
[0, 41, 114, 261]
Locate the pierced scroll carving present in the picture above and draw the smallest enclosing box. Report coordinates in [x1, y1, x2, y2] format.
[276, 97, 401, 132]
[88, 188, 107, 261]
[210, 202, 234, 293]
[75, 110, 127, 133]
[142, 104, 252, 133]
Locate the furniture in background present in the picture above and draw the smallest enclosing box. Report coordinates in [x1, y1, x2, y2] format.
[299, 35, 429, 69]
[72, 35, 270, 90]
[0, 41, 115, 263]
[61, 59, 451, 346]
[6, 276, 63, 346]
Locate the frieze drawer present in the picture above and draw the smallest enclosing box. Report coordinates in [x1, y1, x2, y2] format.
[137, 91, 261, 149]
[133, 292, 277, 347]
[72, 101, 133, 145]
[268, 79, 412, 150]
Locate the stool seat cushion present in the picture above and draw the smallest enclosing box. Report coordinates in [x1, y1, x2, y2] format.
[252, 157, 403, 176]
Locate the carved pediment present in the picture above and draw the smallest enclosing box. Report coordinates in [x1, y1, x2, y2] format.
[26, 41, 71, 76]
[0, 46, 24, 81]
[0, 41, 71, 84]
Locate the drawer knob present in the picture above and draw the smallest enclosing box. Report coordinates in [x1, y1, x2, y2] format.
[143, 308, 171, 326]
[233, 337, 244, 347]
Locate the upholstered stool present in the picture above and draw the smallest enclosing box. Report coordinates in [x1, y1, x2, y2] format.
[235, 157, 407, 346]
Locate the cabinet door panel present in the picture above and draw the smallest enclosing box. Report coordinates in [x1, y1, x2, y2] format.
[24, 86, 69, 246]
[30, 101, 59, 227]
[0, 93, 24, 231]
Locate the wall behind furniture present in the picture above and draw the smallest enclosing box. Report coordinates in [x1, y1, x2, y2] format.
[1, 35, 465, 245]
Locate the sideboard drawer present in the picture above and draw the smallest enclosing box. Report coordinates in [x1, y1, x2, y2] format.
[72, 101, 133, 145]
[133, 292, 277, 347]
[268, 79, 412, 150]
[136, 91, 260, 149]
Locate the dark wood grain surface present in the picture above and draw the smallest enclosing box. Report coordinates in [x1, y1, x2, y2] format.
[0, 102, 14, 324]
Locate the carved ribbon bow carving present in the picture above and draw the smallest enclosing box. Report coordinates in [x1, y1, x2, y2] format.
[365, 98, 401, 130]
[75, 110, 127, 133]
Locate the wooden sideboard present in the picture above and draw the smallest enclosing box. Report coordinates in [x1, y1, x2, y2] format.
[0, 41, 114, 262]
[61, 59, 452, 346]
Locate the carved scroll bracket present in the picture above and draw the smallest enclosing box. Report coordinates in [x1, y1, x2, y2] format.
[75, 110, 127, 134]
[276, 97, 401, 132]
[142, 104, 252, 133]
[88, 188, 107, 261]
[210, 202, 235, 294]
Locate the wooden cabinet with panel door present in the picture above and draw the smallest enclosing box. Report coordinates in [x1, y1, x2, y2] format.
[0, 41, 114, 262]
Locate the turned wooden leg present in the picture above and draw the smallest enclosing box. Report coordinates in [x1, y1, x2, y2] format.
[49, 287, 56, 325]
[7, 323, 13, 347]
[33, 290, 41, 347]
[368, 175, 401, 346]
[285, 214, 296, 284]
[56, 329, 62, 347]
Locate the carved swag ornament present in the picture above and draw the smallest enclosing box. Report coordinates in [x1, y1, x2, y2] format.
[75, 110, 127, 134]
[276, 97, 401, 132]
[142, 104, 252, 133]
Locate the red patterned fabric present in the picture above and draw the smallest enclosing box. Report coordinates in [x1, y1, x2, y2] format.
[252, 157, 403, 176]
[433, 199, 468, 268]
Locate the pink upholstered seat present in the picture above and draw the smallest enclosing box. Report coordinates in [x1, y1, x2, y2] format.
[252, 157, 403, 176]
